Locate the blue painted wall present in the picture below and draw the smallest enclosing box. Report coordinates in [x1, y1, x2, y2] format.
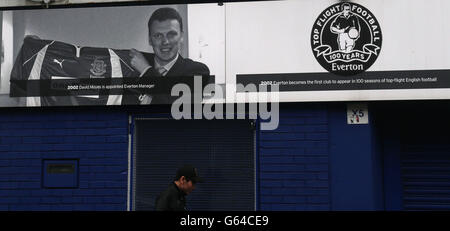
[0, 103, 387, 211]
[258, 104, 331, 211]
[0, 109, 128, 211]
[328, 103, 384, 210]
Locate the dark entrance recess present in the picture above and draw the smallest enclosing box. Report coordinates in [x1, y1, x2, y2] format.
[132, 118, 255, 211]
[378, 101, 450, 211]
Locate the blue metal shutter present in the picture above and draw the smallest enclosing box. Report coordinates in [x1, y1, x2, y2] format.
[401, 132, 450, 211]
[132, 119, 255, 211]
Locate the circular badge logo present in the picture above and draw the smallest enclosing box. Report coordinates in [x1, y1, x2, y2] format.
[311, 2, 382, 76]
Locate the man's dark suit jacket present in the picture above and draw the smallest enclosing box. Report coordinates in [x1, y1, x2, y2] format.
[122, 52, 210, 105]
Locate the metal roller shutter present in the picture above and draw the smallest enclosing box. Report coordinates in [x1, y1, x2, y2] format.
[401, 131, 450, 211]
[132, 118, 255, 211]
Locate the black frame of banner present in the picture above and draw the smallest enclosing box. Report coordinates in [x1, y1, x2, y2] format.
[0, 0, 282, 11]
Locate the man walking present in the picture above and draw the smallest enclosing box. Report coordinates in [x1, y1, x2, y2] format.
[155, 165, 203, 211]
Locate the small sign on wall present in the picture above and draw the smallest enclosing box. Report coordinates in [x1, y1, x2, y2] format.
[347, 103, 369, 125]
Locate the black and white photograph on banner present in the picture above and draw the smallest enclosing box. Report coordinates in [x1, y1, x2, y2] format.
[0, 3, 220, 107]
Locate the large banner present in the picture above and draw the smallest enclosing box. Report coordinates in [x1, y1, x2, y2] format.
[1, 4, 215, 107]
[1, 0, 450, 107]
[228, 0, 450, 102]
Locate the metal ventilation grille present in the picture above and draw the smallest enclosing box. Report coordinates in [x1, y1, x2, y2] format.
[401, 143, 450, 211]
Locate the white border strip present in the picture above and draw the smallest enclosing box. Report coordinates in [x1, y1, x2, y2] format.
[232, 88, 450, 103]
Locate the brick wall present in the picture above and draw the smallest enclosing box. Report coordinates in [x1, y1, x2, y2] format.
[258, 105, 330, 211]
[0, 109, 128, 211]
[0, 105, 332, 211]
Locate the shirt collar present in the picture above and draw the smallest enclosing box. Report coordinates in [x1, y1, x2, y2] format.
[154, 53, 179, 73]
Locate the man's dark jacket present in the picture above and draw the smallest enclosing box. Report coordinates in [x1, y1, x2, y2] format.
[155, 182, 187, 211]
[122, 53, 210, 105]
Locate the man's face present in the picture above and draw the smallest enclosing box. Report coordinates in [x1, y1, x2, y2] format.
[179, 177, 196, 195]
[149, 19, 183, 65]
[343, 6, 351, 17]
